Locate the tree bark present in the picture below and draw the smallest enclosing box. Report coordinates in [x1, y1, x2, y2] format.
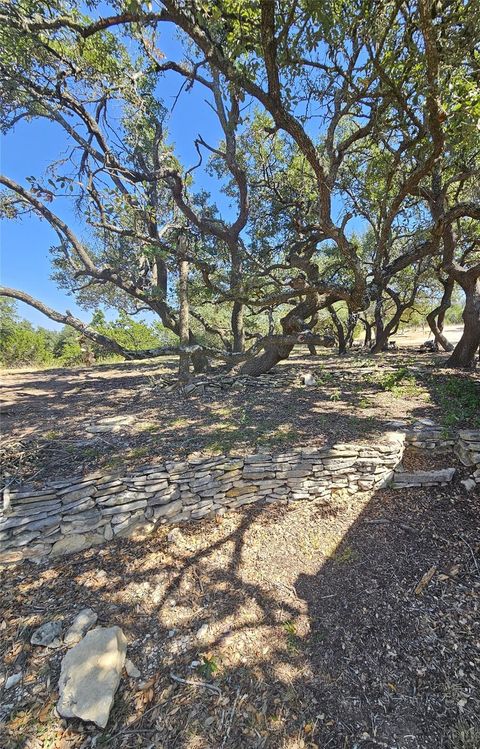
[231, 300, 245, 353]
[426, 276, 454, 351]
[371, 297, 389, 352]
[328, 305, 347, 354]
[234, 338, 294, 376]
[229, 238, 245, 353]
[371, 286, 415, 354]
[234, 291, 326, 375]
[446, 275, 480, 368]
[361, 317, 373, 347]
[346, 312, 359, 348]
[178, 255, 190, 381]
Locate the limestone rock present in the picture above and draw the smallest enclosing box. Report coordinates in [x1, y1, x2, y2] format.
[153, 499, 182, 518]
[125, 658, 141, 678]
[167, 527, 184, 545]
[64, 608, 98, 647]
[196, 623, 209, 640]
[5, 671, 22, 689]
[226, 485, 258, 498]
[31, 620, 63, 648]
[301, 372, 316, 386]
[51, 534, 88, 557]
[0, 549, 23, 564]
[57, 626, 127, 728]
[392, 467, 455, 488]
[455, 445, 476, 467]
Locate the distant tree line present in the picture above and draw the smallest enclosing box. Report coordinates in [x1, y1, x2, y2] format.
[0, 299, 177, 368]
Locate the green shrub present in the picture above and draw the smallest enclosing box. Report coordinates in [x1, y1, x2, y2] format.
[433, 376, 480, 427]
[0, 325, 53, 367]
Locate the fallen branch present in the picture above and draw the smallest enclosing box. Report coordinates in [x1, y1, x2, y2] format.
[170, 671, 222, 696]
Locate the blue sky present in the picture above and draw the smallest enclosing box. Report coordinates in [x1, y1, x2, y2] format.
[1, 23, 225, 328]
[1, 18, 363, 331]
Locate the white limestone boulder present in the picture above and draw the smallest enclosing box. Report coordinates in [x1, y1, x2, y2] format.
[57, 626, 127, 728]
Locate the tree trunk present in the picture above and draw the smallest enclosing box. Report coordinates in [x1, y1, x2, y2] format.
[362, 318, 373, 347]
[446, 276, 480, 368]
[426, 277, 454, 351]
[231, 300, 245, 353]
[371, 297, 389, 352]
[235, 339, 294, 376]
[178, 256, 190, 381]
[346, 312, 359, 348]
[229, 239, 245, 353]
[234, 290, 324, 375]
[328, 305, 347, 354]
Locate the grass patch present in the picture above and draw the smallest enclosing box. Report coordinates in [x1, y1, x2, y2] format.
[198, 654, 220, 679]
[283, 620, 303, 653]
[333, 545, 358, 564]
[357, 397, 374, 409]
[257, 425, 300, 447]
[137, 422, 160, 433]
[128, 446, 151, 460]
[43, 430, 60, 440]
[431, 376, 480, 428]
[377, 367, 422, 396]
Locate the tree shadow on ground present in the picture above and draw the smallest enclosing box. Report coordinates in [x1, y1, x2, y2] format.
[1, 454, 479, 749]
[1, 350, 448, 485]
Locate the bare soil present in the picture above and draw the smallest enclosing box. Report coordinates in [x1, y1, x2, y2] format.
[1, 348, 478, 487]
[1, 471, 479, 749]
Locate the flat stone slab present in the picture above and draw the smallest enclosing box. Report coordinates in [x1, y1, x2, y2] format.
[393, 468, 455, 488]
[57, 626, 127, 728]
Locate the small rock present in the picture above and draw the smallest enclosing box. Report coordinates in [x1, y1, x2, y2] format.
[461, 478, 477, 492]
[57, 626, 127, 728]
[301, 372, 316, 386]
[64, 608, 98, 647]
[31, 620, 63, 648]
[5, 671, 22, 689]
[86, 415, 136, 434]
[125, 658, 141, 678]
[415, 418, 437, 427]
[196, 623, 209, 640]
[167, 527, 184, 545]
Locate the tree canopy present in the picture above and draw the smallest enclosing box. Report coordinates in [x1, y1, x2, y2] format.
[1, 0, 479, 371]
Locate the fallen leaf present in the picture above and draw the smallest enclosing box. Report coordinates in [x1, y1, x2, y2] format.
[415, 565, 437, 595]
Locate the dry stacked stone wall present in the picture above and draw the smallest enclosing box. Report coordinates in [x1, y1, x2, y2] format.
[2, 428, 479, 566]
[1, 432, 405, 564]
[455, 430, 480, 480]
